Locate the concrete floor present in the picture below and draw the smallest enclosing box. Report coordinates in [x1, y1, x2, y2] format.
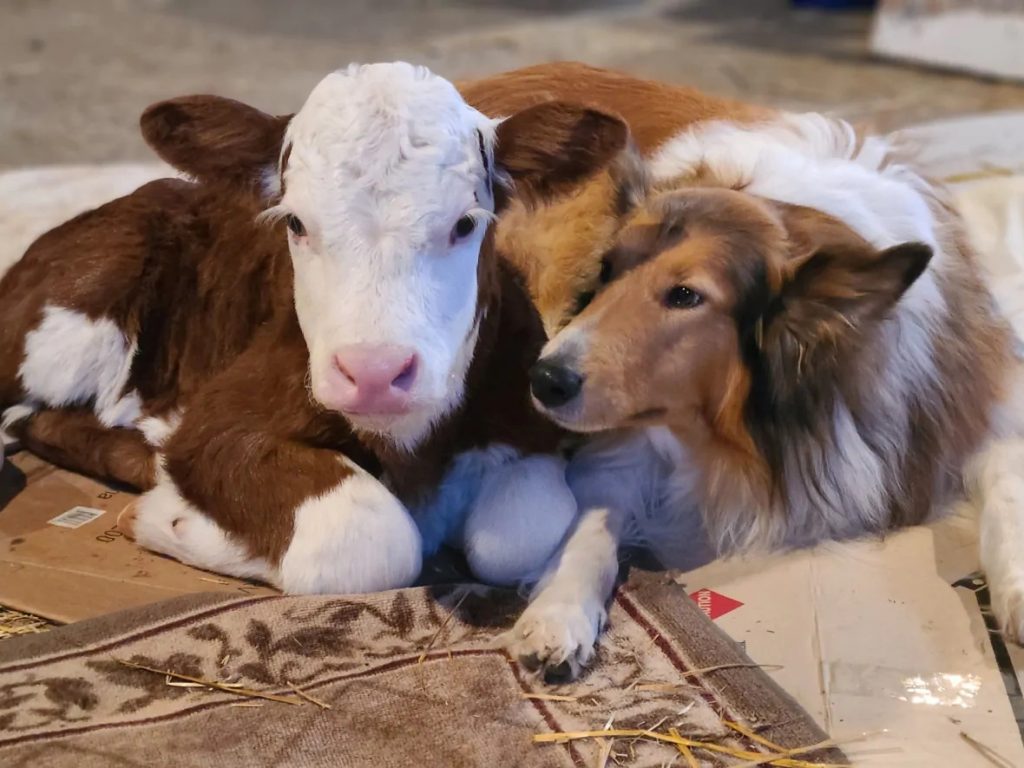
[3, 0, 1024, 170]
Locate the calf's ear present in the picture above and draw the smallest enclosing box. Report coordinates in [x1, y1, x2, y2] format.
[493, 101, 628, 210]
[141, 95, 289, 195]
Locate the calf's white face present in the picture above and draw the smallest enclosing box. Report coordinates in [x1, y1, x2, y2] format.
[273, 64, 497, 450]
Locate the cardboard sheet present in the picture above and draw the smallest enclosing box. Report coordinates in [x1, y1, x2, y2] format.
[0, 453, 276, 624]
[681, 514, 1024, 766]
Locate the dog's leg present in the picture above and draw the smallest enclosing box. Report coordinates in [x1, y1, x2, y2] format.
[504, 432, 662, 683]
[504, 502, 625, 683]
[972, 436, 1024, 643]
[972, 358, 1024, 643]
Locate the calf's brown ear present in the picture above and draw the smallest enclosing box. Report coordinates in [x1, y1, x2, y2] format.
[493, 101, 628, 210]
[141, 95, 289, 195]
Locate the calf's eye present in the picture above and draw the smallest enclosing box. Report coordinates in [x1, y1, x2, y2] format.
[574, 290, 596, 316]
[451, 215, 477, 243]
[664, 285, 702, 309]
[286, 215, 306, 237]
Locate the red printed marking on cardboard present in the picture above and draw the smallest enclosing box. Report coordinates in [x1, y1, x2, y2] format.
[689, 588, 744, 620]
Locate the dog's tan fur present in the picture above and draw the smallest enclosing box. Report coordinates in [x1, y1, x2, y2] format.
[459, 62, 772, 335]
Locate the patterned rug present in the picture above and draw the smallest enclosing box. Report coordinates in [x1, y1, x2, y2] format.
[0, 572, 842, 767]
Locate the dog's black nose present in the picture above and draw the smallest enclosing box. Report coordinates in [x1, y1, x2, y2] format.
[530, 359, 583, 408]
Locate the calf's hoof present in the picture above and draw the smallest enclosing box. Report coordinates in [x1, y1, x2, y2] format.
[117, 502, 139, 540]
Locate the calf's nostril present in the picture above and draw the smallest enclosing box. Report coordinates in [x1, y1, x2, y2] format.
[530, 359, 584, 408]
[390, 355, 418, 392]
[333, 354, 356, 385]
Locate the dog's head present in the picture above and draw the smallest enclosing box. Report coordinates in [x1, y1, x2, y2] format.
[529, 187, 932, 452]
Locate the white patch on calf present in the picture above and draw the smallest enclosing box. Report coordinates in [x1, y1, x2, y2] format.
[0, 403, 34, 459]
[268, 63, 499, 450]
[138, 409, 183, 448]
[461, 454, 577, 586]
[19, 305, 139, 425]
[280, 459, 422, 594]
[99, 390, 142, 428]
[132, 467, 275, 584]
[1, 402, 37, 433]
[410, 442, 520, 556]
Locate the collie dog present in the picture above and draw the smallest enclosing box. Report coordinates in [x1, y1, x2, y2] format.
[488, 79, 1023, 681]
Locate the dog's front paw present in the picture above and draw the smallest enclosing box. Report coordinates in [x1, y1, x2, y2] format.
[504, 595, 606, 684]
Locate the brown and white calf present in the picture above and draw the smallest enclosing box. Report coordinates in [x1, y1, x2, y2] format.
[458, 64, 1024, 681]
[0, 63, 629, 594]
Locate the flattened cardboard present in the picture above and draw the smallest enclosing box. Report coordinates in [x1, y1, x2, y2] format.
[680, 514, 1024, 767]
[0, 452, 276, 624]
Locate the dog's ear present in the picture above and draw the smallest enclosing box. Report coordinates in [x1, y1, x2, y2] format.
[777, 241, 932, 337]
[492, 101, 628, 210]
[742, 239, 932, 442]
[751, 240, 931, 399]
[141, 95, 289, 195]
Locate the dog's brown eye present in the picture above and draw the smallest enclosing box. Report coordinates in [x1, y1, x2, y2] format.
[286, 215, 306, 237]
[664, 285, 702, 309]
[599, 258, 613, 284]
[451, 215, 476, 243]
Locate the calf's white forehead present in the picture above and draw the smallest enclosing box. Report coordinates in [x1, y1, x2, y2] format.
[282, 62, 494, 244]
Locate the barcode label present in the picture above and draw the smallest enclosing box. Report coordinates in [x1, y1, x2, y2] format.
[48, 506, 106, 529]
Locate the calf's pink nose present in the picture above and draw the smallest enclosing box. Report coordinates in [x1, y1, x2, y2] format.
[328, 344, 418, 414]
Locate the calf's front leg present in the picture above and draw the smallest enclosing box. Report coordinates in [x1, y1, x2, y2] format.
[128, 451, 422, 593]
[462, 453, 578, 586]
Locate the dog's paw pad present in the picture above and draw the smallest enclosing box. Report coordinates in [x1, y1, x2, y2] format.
[504, 598, 605, 684]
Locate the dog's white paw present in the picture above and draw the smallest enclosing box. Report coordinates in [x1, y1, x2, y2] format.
[990, 579, 1024, 645]
[504, 595, 606, 684]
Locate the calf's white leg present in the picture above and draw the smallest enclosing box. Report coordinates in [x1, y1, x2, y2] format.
[127, 468, 276, 584]
[281, 465, 422, 593]
[461, 454, 577, 586]
[128, 460, 422, 594]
